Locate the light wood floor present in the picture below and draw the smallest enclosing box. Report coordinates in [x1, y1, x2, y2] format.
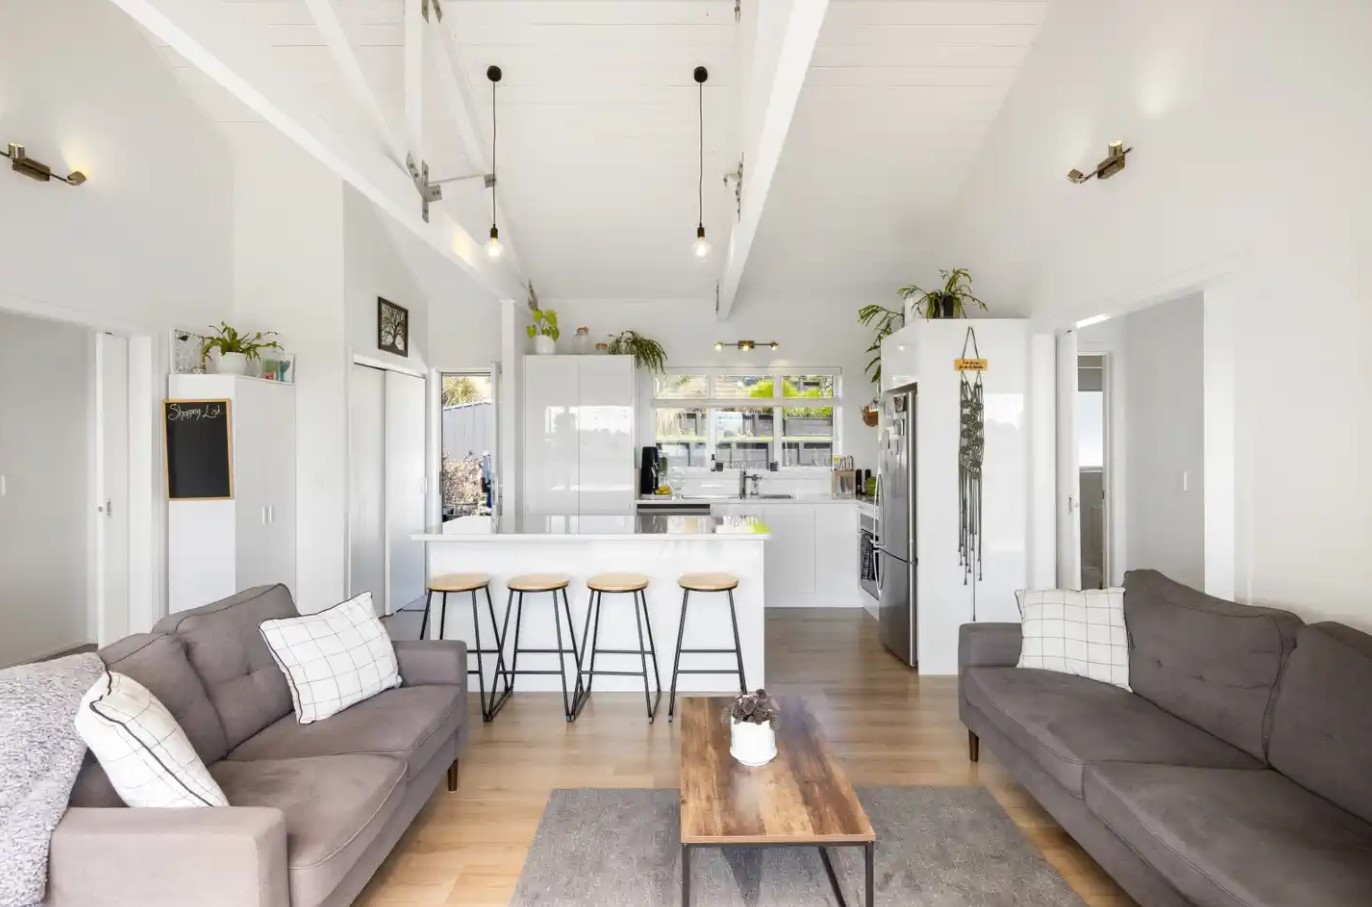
[363, 608, 1137, 907]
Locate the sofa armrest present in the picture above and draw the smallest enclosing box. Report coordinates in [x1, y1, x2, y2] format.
[394, 639, 468, 688]
[959, 622, 1022, 672]
[47, 806, 288, 907]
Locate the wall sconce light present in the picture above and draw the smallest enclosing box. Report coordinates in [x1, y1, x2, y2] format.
[715, 339, 778, 352]
[3, 143, 86, 186]
[1067, 140, 1131, 184]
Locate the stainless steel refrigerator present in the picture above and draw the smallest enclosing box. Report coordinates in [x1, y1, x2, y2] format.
[878, 384, 917, 666]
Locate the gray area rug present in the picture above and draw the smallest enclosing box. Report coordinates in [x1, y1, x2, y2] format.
[511, 787, 1086, 906]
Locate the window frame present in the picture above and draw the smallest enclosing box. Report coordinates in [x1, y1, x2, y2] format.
[651, 367, 842, 472]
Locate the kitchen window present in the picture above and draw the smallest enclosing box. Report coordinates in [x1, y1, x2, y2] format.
[653, 369, 839, 469]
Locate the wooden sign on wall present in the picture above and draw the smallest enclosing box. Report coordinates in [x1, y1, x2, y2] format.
[164, 399, 233, 500]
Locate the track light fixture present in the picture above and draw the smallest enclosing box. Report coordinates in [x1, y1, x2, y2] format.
[1068, 140, 1131, 184]
[691, 66, 711, 260]
[715, 339, 778, 352]
[486, 65, 504, 260]
[3, 143, 86, 186]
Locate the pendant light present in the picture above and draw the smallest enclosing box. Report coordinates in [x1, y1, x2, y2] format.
[691, 66, 711, 260]
[485, 65, 504, 260]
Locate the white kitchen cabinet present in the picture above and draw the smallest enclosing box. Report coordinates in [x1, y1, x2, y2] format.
[763, 505, 817, 603]
[708, 501, 864, 608]
[813, 502, 859, 601]
[523, 355, 634, 516]
[168, 374, 296, 613]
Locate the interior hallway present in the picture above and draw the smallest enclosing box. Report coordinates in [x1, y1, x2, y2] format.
[368, 608, 1135, 907]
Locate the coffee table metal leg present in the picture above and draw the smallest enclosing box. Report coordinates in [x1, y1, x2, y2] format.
[817, 847, 849, 907]
[865, 842, 874, 907]
[681, 845, 690, 906]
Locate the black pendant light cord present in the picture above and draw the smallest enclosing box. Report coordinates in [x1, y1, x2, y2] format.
[697, 78, 704, 230]
[491, 77, 498, 228]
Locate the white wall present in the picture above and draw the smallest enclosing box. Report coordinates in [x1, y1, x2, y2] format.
[931, 0, 1372, 627]
[344, 188, 429, 372]
[0, 0, 232, 331]
[546, 297, 882, 476]
[0, 313, 91, 666]
[1121, 295, 1205, 588]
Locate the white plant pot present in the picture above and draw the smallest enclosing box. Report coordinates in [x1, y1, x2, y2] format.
[730, 719, 777, 767]
[532, 335, 556, 355]
[215, 352, 249, 375]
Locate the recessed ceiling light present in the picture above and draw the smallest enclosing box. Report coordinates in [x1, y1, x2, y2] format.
[1075, 314, 1112, 329]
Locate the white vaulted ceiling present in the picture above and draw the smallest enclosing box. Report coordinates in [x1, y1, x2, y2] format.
[142, 0, 1046, 308]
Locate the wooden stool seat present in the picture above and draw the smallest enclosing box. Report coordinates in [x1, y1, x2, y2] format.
[678, 572, 739, 592]
[508, 573, 571, 592]
[587, 572, 651, 593]
[428, 573, 490, 593]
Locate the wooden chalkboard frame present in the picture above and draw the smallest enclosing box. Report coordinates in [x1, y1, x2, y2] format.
[163, 398, 235, 500]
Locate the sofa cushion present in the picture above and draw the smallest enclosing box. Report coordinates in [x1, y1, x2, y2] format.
[1268, 622, 1372, 825]
[1085, 763, 1372, 907]
[225, 685, 461, 780]
[963, 666, 1259, 797]
[69, 633, 230, 808]
[211, 755, 405, 907]
[1124, 570, 1302, 759]
[155, 585, 297, 749]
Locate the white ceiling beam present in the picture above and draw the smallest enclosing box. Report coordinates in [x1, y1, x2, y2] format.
[403, 0, 425, 158]
[106, 0, 522, 301]
[430, 18, 527, 281]
[299, 0, 407, 167]
[717, 0, 829, 320]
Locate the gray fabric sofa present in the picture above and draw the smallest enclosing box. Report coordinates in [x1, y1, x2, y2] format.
[960, 569, 1372, 907]
[46, 584, 469, 907]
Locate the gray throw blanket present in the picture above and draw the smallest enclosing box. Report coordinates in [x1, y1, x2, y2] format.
[0, 653, 105, 907]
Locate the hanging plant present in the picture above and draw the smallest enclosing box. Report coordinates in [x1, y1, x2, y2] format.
[608, 330, 667, 373]
[898, 268, 986, 320]
[857, 303, 905, 386]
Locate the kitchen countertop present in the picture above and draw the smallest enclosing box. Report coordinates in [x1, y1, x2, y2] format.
[414, 512, 770, 542]
[637, 494, 862, 506]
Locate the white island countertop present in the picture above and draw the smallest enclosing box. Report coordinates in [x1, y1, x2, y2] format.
[637, 494, 860, 506]
[412, 512, 770, 543]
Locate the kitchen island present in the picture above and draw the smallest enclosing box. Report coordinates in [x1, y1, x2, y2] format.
[412, 514, 768, 693]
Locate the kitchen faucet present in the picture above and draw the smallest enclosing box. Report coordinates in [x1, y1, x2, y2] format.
[738, 471, 761, 499]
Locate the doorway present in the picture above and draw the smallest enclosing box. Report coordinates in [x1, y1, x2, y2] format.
[94, 332, 131, 643]
[1076, 355, 1109, 589]
[439, 370, 498, 526]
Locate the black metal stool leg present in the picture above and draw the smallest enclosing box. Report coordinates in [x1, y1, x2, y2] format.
[438, 591, 449, 640]
[507, 591, 527, 689]
[470, 589, 489, 721]
[419, 589, 432, 641]
[551, 589, 574, 721]
[571, 590, 604, 720]
[668, 589, 690, 721]
[484, 585, 513, 720]
[632, 589, 659, 722]
[561, 587, 584, 701]
[727, 588, 747, 692]
[641, 588, 662, 695]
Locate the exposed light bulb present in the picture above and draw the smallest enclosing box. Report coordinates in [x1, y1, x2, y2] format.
[486, 225, 503, 260]
[770, 341, 779, 351]
[714, 341, 724, 351]
[692, 225, 711, 260]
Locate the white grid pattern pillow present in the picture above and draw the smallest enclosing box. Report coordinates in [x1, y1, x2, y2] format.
[1016, 588, 1131, 690]
[74, 671, 229, 808]
[260, 592, 401, 724]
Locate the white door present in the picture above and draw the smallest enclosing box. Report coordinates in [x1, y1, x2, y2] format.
[266, 383, 297, 595]
[94, 333, 129, 646]
[349, 365, 386, 611]
[385, 370, 427, 615]
[1056, 331, 1082, 589]
[575, 356, 634, 514]
[233, 379, 272, 591]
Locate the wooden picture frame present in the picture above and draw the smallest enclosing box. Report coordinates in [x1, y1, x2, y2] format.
[378, 297, 410, 357]
[163, 398, 235, 500]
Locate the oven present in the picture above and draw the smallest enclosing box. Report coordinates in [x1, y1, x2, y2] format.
[859, 509, 880, 599]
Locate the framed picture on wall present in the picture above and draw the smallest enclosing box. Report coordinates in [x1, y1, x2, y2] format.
[378, 297, 409, 357]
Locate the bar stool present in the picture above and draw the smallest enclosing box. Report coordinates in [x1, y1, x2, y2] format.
[423, 573, 512, 723]
[500, 574, 583, 722]
[667, 572, 746, 721]
[571, 573, 662, 723]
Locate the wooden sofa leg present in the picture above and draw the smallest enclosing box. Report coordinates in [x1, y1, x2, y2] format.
[968, 731, 980, 763]
[447, 758, 460, 792]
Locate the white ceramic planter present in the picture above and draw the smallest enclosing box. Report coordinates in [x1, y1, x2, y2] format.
[216, 352, 249, 375]
[533, 335, 556, 355]
[729, 719, 777, 767]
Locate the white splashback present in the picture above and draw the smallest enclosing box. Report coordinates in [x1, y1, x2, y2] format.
[882, 319, 1031, 673]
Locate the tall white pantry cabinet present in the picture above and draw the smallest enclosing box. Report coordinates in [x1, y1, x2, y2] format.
[167, 374, 296, 613]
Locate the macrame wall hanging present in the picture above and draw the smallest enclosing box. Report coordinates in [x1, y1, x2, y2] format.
[957, 327, 985, 618]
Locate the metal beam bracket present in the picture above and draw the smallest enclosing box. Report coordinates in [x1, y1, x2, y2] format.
[421, 0, 443, 23]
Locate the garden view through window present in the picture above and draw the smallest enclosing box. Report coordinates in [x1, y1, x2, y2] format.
[653, 371, 837, 469]
[440, 373, 495, 519]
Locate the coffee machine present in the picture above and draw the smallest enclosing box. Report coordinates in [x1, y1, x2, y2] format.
[639, 446, 663, 495]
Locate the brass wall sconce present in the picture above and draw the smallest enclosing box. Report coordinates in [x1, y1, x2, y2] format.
[714, 339, 779, 352]
[3, 143, 87, 186]
[1067, 140, 1131, 184]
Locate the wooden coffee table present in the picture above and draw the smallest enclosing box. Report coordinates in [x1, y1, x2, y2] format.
[677, 696, 875, 906]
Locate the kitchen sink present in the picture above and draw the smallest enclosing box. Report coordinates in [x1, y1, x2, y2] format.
[754, 493, 794, 500]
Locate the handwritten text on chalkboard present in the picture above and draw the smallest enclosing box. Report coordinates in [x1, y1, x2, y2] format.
[167, 402, 225, 422]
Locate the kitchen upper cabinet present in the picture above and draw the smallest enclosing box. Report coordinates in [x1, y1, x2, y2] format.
[523, 355, 634, 516]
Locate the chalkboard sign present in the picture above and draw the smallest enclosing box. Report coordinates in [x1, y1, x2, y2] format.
[164, 399, 233, 500]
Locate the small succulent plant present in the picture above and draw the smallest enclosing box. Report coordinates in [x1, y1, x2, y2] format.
[722, 689, 780, 727]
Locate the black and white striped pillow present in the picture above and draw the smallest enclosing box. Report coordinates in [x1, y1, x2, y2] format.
[74, 671, 228, 808]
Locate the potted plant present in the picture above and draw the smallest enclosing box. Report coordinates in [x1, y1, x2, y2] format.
[722, 689, 780, 766]
[898, 267, 986, 320]
[527, 308, 559, 355]
[607, 330, 667, 373]
[200, 323, 282, 376]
